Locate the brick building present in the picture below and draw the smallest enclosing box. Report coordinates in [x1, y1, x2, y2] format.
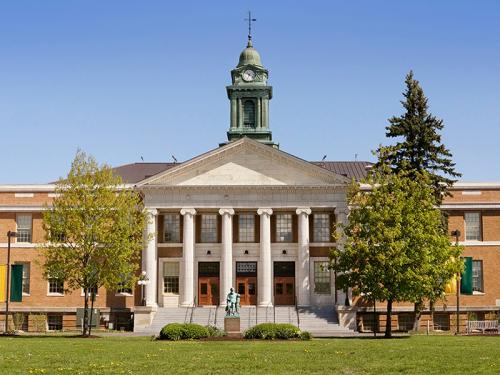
[1, 36, 498, 334]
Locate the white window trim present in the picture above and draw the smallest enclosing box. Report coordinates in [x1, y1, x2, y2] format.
[464, 212, 482, 242]
[162, 261, 180, 296]
[15, 213, 33, 244]
[115, 291, 133, 297]
[80, 287, 99, 297]
[47, 279, 64, 296]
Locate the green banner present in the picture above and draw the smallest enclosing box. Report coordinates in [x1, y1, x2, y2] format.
[460, 257, 473, 295]
[10, 264, 23, 302]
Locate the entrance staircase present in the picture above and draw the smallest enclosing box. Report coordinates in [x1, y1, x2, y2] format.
[137, 305, 355, 336]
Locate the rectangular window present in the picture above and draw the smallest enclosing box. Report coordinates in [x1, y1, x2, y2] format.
[361, 314, 378, 332]
[16, 214, 32, 243]
[398, 314, 415, 331]
[472, 260, 484, 293]
[313, 213, 331, 242]
[47, 315, 63, 331]
[117, 285, 133, 295]
[16, 262, 30, 295]
[314, 261, 331, 294]
[276, 214, 293, 242]
[433, 314, 450, 331]
[200, 214, 218, 243]
[465, 212, 481, 241]
[238, 214, 255, 242]
[82, 286, 98, 296]
[163, 262, 180, 294]
[164, 214, 180, 243]
[48, 278, 64, 295]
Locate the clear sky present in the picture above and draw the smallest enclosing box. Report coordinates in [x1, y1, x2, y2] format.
[1, 0, 499, 183]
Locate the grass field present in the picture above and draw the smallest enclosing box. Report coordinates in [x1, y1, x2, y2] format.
[0, 335, 499, 374]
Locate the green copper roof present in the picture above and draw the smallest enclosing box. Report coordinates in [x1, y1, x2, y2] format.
[237, 38, 263, 67]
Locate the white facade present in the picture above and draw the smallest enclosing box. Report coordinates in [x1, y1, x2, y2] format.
[138, 138, 350, 308]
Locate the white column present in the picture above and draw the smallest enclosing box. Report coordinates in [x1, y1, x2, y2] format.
[335, 206, 351, 306]
[257, 208, 273, 306]
[180, 208, 196, 307]
[219, 208, 235, 305]
[296, 207, 312, 306]
[144, 208, 158, 307]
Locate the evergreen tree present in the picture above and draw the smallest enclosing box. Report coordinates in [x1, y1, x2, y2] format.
[377, 71, 461, 201]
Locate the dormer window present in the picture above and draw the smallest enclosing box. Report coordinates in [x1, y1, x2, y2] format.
[243, 100, 256, 128]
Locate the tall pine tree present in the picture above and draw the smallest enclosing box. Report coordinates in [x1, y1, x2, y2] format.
[377, 71, 461, 202]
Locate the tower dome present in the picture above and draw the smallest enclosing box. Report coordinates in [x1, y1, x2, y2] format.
[237, 38, 263, 67]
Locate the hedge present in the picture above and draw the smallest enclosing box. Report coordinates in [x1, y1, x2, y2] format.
[244, 323, 310, 340]
[158, 323, 227, 340]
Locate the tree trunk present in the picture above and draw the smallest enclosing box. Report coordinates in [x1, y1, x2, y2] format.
[88, 290, 96, 336]
[413, 301, 423, 332]
[385, 299, 393, 338]
[82, 289, 89, 336]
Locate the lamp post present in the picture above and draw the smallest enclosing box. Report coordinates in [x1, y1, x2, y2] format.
[137, 271, 149, 307]
[451, 229, 461, 335]
[4, 231, 17, 334]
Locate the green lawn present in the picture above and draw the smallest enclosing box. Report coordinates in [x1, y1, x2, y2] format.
[0, 335, 499, 374]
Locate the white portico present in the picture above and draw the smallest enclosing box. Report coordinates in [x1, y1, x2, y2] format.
[136, 138, 350, 310]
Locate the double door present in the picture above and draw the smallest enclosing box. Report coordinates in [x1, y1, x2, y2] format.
[236, 276, 257, 305]
[274, 277, 295, 305]
[198, 277, 219, 306]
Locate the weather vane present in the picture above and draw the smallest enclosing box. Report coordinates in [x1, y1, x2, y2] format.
[244, 11, 257, 40]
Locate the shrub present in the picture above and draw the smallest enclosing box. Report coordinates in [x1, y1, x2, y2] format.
[182, 323, 209, 340]
[244, 323, 303, 340]
[159, 323, 184, 341]
[158, 323, 209, 340]
[206, 325, 225, 337]
[299, 331, 312, 340]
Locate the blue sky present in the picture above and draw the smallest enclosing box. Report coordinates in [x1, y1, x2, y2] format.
[1, 0, 499, 183]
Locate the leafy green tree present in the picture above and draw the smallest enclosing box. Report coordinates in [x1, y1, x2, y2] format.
[41, 150, 146, 336]
[331, 158, 462, 338]
[376, 71, 461, 202]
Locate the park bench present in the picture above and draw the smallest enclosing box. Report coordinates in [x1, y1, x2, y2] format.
[466, 320, 499, 335]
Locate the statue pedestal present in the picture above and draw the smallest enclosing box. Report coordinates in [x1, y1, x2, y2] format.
[224, 317, 241, 338]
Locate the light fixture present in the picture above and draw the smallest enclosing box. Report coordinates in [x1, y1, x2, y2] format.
[244, 250, 249, 255]
[206, 250, 211, 255]
[282, 250, 287, 255]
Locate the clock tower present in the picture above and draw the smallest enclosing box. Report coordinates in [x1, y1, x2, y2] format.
[222, 35, 277, 148]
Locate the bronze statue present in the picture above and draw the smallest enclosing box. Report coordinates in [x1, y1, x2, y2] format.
[225, 287, 240, 317]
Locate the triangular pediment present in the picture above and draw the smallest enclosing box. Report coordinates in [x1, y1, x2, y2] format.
[137, 138, 349, 187]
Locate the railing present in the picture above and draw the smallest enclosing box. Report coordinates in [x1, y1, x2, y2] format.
[466, 320, 499, 334]
[213, 305, 219, 327]
[189, 297, 197, 324]
[273, 304, 276, 324]
[295, 295, 300, 329]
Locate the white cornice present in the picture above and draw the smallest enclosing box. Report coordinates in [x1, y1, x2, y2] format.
[0, 205, 48, 212]
[451, 182, 500, 189]
[0, 183, 134, 192]
[0, 184, 56, 192]
[440, 204, 500, 209]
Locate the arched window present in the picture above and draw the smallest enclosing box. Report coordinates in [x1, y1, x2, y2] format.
[243, 100, 256, 128]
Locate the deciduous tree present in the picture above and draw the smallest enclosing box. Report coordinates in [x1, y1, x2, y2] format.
[41, 150, 146, 336]
[331, 158, 462, 338]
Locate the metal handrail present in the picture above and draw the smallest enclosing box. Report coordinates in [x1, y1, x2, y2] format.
[189, 297, 197, 324]
[295, 295, 300, 329]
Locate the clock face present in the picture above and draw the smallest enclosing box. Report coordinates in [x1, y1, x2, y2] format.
[242, 69, 256, 82]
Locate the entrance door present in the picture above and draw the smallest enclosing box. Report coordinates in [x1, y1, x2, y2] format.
[198, 262, 220, 306]
[274, 262, 295, 305]
[236, 262, 257, 305]
[236, 277, 257, 305]
[198, 277, 219, 305]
